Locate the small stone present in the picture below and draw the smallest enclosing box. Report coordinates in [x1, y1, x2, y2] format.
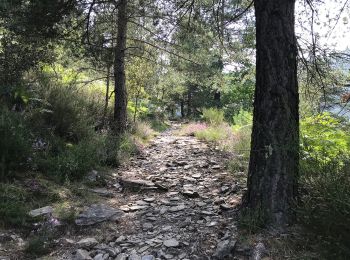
[169, 204, 186, 212]
[163, 238, 179, 248]
[144, 197, 155, 202]
[220, 186, 230, 193]
[220, 204, 232, 210]
[141, 255, 155, 260]
[138, 245, 150, 253]
[90, 188, 113, 197]
[75, 249, 92, 260]
[115, 253, 128, 260]
[116, 235, 126, 243]
[77, 238, 98, 248]
[75, 204, 124, 226]
[86, 170, 98, 182]
[129, 254, 142, 260]
[143, 223, 153, 230]
[206, 221, 218, 227]
[29, 206, 53, 217]
[201, 210, 214, 215]
[93, 253, 104, 260]
[61, 238, 75, 244]
[120, 205, 130, 212]
[196, 202, 206, 207]
[129, 205, 149, 211]
[213, 239, 236, 259]
[136, 200, 150, 206]
[105, 247, 119, 257]
[192, 173, 202, 179]
[182, 189, 199, 198]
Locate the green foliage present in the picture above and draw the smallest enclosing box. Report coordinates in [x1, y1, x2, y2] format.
[25, 236, 51, 257]
[299, 165, 350, 258]
[149, 119, 170, 132]
[299, 113, 350, 258]
[37, 137, 104, 182]
[222, 66, 255, 120]
[0, 184, 29, 227]
[231, 110, 252, 158]
[202, 108, 225, 125]
[300, 113, 350, 174]
[0, 108, 31, 180]
[196, 125, 229, 142]
[132, 121, 155, 142]
[232, 109, 253, 128]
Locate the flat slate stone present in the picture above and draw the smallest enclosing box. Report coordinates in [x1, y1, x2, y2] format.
[163, 238, 179, 248]
[75, 204, 124, 226]
[75, 249, 92, 260]
[77, 237, 98, 248]
[29, 206, 53, 217]
[90, 188, 114, 197]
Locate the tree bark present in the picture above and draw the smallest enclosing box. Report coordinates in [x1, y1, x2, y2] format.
[113, 0, 128, 134]
[180, 99, 185, 118]
[245, 0, 299, 227]
[102, 64, 111, 127]
[187, 86, 192, 117]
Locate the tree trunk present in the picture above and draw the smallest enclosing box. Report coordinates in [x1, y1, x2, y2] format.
[102, 64, 111, 127]
[133, 92, 139, 124]
[113, 0, 128, 134]
[245, 0, 299, 227]
[180, 99, 185, 118]
[214, 91, 221, 108]
[187, 87, 192, 117]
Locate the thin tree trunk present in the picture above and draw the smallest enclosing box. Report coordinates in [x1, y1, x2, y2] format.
[245, 0, 299, 227]
[133, 93, 139, 124]
[180, 99, 185, 118]
[187, 86, 192, 117]
[102, 64, 111, 127]
[114, 0, 128, 134]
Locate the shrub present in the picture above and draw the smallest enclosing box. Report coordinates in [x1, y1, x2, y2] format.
[0, 183, 29, 227]
[133, 121, 155, 142]
[299, 165, 350, 258]
[202, 108, 225, 125]
[232, 109, 253, 128]
[300, 113, 350, 174]
[299, 113, 350, 258]
[196, 124, 231, 143]
[231, 125, 251, 158]
[180, 122, 208, 136]
[36, 135, 105, 182]
[0, 108, 31, 180]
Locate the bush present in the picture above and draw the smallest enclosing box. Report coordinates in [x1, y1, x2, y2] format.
[299, 165, 350, 258]
[0, 108, 31, 180]
[232, 109, 253, 128]
[300, 113, 350, 174]
[0, 183, 29, 227]
[299, 113, 350, 258]
[196, 124, 231, 143]
[133, 121, 155, 142]
[202, 108, 225, 125]
[180, 122, 208, 136]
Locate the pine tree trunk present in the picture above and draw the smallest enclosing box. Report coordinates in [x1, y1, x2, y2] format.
[114, 0, 128, 134]
[187, 87, 192, 117]
[102, 64, 111, 127]
[245, 0, 299, 227]
[180, 99, 185, 118]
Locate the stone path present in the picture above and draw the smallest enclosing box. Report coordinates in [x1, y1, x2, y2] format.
[63, 124, 247, 260]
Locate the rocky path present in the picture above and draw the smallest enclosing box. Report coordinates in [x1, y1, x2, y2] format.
[63, 124, 246, 260]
